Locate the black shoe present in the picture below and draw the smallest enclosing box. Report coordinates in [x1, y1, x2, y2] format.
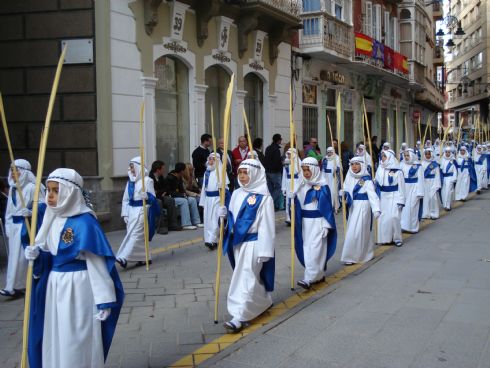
[297, 280, 311, 290]
[285, 221, 291, 227]
[395, 241, 403, 247]
[169, 226, 183, 231]
[137, 260, 152, 267]
[157, 227, 169, 235]
[116, 258, 127, 269]
[205, 242, 214, 250]
[211, 243, 218, 250]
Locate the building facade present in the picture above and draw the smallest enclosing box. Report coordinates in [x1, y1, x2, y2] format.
[445, 0, 488, 135]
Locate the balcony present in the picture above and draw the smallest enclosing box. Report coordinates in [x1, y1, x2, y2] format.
[416, 79, 445, 111]
[433, 2, 443, 20]
[434, 45, 444, 66]
[299, 12, 353, 61]
[241, 0, 302, 22]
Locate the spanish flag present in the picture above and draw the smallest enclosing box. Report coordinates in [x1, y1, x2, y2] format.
[402, 55, 408, 74]
[355, 32, 373, 56]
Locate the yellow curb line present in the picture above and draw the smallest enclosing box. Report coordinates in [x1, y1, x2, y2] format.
[150, 216, 286, 256]
[167, 193, 477, 367]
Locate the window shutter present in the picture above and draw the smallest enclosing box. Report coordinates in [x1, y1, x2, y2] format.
[366, 1, 372, 37]
[384, 11, 390, 46]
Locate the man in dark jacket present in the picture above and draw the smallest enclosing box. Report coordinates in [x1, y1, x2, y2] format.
[264, 133, 284, 210]
[253, 137, 266, 167]
[149, 161, 181, 232]
[166, 163, 203, 230]
[192, 133, 212, 188]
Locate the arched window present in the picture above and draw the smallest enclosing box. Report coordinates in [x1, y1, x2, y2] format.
[400, 9, 411, 20]
[205, 65, 231, 139]
[154, 56, 190, 168]
[244, 73, 264, 139]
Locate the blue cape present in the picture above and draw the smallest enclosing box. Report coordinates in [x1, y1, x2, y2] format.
[456, 158, 478, 193]
[223, 193, 275, 292]
[28, 213, 124, 368]
[127, 181, 161, 241]
[293, 185, 337, 270]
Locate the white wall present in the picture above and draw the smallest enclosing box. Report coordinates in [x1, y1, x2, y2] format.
[110, 0, 143, 176]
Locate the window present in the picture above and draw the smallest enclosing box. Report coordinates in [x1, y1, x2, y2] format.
[303, 17, 320, 36]
[334, 0, 343, 20]
[392, 17, 398, 51]
[303, 107, 318, 143]
[373, 4, 382, 40]
[384, 11, 391, 46]
[364, 1, 373, 37]
[302, 0, 321, 12]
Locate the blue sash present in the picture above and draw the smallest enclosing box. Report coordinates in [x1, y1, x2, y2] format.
[424, 162, 438, 179]
[223, 193, 275, 292]
[27, 213, 124, 368]
[379, 184, 398, 192]
[294, 185, 337, 270]
[405, 177, 418, 183]
[12, 215, 24, 224]
[206, 191, 219, 197]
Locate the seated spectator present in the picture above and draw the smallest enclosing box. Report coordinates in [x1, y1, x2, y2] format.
[183, 163, 201, 199]
[149, 161, 181, 232]
[166, 163, 203, 230]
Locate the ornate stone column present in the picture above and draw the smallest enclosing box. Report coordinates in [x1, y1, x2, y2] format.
[141, 76, 158, 166]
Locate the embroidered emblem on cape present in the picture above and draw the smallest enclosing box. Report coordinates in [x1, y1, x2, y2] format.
[358, 179, 365, 186]
[313, 185, 321, 191]
[62, 228, 74, 244]
[388, 171, 396, 177]
[247, 194, 257, 206]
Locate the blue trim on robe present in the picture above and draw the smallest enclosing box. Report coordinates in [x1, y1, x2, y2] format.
[456, 159, 478, 193]
[424, 162, 439, 179]
[27, 213, 125, 368]
[293, 185, 337, 271]
[223, 193, 275, 292]
[342, 175, 373, 230]
[285, 166, 299, 179]
[126, 181, 161, 241]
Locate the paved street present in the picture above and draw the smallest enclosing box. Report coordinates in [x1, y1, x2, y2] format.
[205, 191, 490, 368]
[0, 191, 489, 368]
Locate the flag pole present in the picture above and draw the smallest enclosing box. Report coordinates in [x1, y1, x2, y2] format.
[139, 102, 150, 271]
[214, 74, 235, 323]
[0, 93, 31, 236]
[21, 45, 67, 368]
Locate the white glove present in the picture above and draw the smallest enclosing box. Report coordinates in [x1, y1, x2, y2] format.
[217, 206, 227, 219]
[140, 191, 148, 200]
[123, 216, 129, 224]
[286, 191, 295, 199]
[321, 227, 329, 238]
[338, 189, 344, 196]
[94, 308, 111, 321]
[257, 257, 270, 264]
[21, 208, 32, 217]
[373, 211, 381, 219]
[24, 245, 40, 261]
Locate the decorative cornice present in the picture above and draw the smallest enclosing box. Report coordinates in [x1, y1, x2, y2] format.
[212, 51, 231, 63]
[163, 40, 187, 54]
[249, 60, 264, 71]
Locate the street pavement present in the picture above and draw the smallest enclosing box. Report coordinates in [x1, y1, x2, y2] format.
[0, 191, 488, 368]
[205, 191, 490, 368]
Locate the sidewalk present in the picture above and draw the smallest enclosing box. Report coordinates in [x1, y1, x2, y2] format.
[204, 191, 490, 368]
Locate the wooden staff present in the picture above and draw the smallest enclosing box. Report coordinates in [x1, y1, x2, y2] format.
[395, 106, 399, 156]
[210, 105, 220, 183]
[139, 102, 150, 271]
[289, 85, 296, 290]
[21, 45, 67, 368]
[242, 108, 254, 159]
[326, 114, 339, 210]
[214, 74, 235, 323]
[404, 114, 409, 147]
[387, 115, 391, 146]
[0, 93, 31, 236]
[422, 114, 433, 147]
[336, 93, 347, 235]
[418, 114, 422, 143]
[439, 125, 450, 162]
[362, 97, 378, 243]
[456, 123, 462, 149]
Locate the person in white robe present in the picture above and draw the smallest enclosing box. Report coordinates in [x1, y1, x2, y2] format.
[481, 144, 489, 189]
[116, 156, 158, 268]
[439, 147, 458, 211]
[420, 148, 441, 219]
[399, 142, 408, 161]
[24, 168, 124, 368]
[340, 157, 380, 265]
[433, 138, 442, 160]
[1, 159, 41, 297]
[375, 150, 405, 246]
[321, 147, 340, 210]
[455, 145, 478, 201]
[356, 144, 374, 176]
[379, 142, 391, 165]
[400, 149, 425, 233]
[218, 159, 275, 333]
[473, 145, 487, 193]
[414, 140, 422, 161]
[281, 148, 301, 225]
[290, 157, 337, 289]
[199, 153, 229, 250]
